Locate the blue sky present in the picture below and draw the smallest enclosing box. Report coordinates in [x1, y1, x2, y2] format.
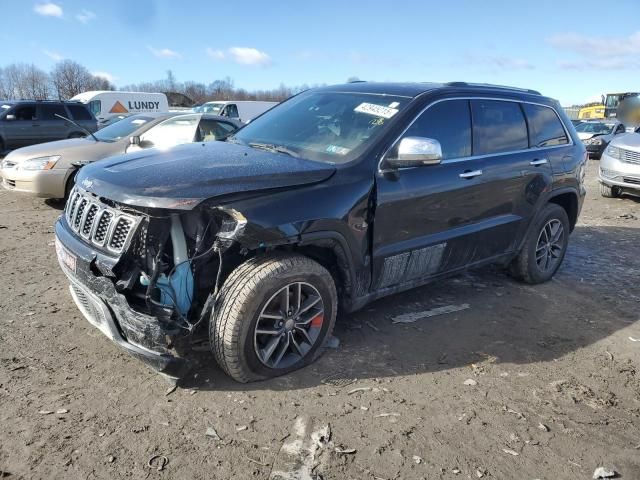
[2, 0, 640, 105]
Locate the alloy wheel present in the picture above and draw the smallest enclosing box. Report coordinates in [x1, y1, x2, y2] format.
[254, 282, 324, 369]
[535, 219, 565, 272]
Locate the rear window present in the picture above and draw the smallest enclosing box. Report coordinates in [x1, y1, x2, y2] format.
[471, 100, 528, 155]
[523, 104, 568, 148]
[39, 104, 67, 120]
[403, 99, 471, 160]
[67, 104, 93, 121]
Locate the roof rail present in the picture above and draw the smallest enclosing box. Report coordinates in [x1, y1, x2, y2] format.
[445, 81, 541, 96]
[348, 80, 367, 83]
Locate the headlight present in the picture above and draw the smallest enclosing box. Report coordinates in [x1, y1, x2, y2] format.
[600, 167, 618, 179]
[18, 155, 61, 171]
[605, 145, 622, 159]
[585, 138, 603, 145]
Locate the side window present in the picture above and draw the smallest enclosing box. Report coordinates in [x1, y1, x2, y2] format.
[198, 120, 237, 142]
[471, 100, 528, 155]
[88, 100, 101, 116]
[140, 115, 200, 148]
[67, 104, 93, 121]
[223, 104, 239, 118]
[39, 104, 67, 120]
[402, 99, 471, 160]
[522, 104, 568, 148]
[12, 104, 37, 121]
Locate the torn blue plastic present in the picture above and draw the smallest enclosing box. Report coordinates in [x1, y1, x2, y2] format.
[140, 215, 194, 316]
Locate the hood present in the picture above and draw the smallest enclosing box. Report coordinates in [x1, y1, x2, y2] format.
[76, 141, 336, 210]
[611, 132, 640, 151]
[3, 137, 123, 164]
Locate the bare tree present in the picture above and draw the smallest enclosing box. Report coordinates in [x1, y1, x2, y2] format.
[0, 63, 50, 99]
[50, 60, 113, 99]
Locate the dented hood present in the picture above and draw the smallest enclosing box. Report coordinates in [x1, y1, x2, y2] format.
[76, 141, 336, 209]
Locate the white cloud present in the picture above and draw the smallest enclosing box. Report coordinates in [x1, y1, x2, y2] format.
[487, 56, 534, 70]
[548, 31, 640, 58]
[148, 46, 181, 59]
[34, 2, 63, 17]
[557, 58, 640, 70]
[76, 9, 96, 24]
[462, 52, 535, 71]
[91, 71, 116, 83]
[43, 49, 64, 61]
[228, 47, 271, 66]
[206, 48, 225, 60]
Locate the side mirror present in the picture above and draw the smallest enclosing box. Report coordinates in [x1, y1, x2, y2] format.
[129, 135, 140, 146]
[5, 114, 15, 121]
[385, 137, 443, 168]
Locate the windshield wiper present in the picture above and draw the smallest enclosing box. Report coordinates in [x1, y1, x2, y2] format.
[248, 142, 299, 158]
[55, 113, 99, 142]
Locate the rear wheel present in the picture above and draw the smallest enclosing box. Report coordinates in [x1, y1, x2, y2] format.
[600, 183, 620, 198]
[510, 203, 570, 284]
[210, 253, 337, 383]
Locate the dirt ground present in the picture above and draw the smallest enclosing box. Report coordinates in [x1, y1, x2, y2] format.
[0, 159, 639, 480]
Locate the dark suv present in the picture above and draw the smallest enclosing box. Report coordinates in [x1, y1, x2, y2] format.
[0, 100, 97, 152]
[54, 82, 586, 382]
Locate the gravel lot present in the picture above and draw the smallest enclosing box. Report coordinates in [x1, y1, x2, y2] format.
[0, 159, 639, 480]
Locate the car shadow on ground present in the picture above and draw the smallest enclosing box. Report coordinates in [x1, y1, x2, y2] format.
[43, 198, 65, 210]
[178, 224, 639, 392]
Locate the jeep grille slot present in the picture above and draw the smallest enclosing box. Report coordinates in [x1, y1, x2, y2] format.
[64, 187, 139, 254]
[109, 218, 133, 251]
[93, 211, 113, 244]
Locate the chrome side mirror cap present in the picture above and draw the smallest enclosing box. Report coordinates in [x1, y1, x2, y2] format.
[385, 137, 443, 168]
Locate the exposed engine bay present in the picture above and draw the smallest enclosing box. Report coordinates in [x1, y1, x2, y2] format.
[65, 187, 249, 339]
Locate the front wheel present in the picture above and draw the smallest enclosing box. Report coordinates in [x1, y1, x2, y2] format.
[210, 254, 337, 383]
[600, 183, 620, 198]
[510, 203, 570, 284]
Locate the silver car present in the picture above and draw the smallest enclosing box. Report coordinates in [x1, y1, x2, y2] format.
[599, 132, 640, 198]
[1, 112, 240, 199]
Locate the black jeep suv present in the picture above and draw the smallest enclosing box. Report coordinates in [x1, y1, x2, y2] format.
[54, 82, 586, 382]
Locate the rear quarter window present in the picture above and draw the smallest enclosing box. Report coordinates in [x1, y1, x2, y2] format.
[67, 104, 94, 121]
[471, 100, 528, 155]
[522, 104, 568, 148]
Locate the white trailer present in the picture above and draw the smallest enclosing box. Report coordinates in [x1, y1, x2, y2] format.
[70, 91, 169, 124]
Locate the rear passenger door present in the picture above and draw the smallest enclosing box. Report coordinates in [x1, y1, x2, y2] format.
[470, 99, 553, 251]
[37, 103, 69, 142]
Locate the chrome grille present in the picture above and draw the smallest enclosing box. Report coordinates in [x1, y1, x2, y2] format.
[620, 147, 640, 165]
[64, 187, 139, 254]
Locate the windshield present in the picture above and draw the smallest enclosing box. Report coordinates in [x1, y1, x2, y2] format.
[231, 91, 410, 163]
[202, 103, 224, 114]
[575, 122, 615, 135]
[94, 115, 154, 142]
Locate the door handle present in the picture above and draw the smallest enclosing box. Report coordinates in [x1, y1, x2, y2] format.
[530, 158, 548, 166]
[459, 169, 483, 179]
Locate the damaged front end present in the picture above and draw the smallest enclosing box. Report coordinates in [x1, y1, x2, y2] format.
[55, 187, 246, 377]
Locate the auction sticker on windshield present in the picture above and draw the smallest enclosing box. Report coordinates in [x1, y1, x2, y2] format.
[55, 238, 77, 273]
[354, 102, 399, 119]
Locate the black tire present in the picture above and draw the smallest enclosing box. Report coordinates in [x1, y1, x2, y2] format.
[510, 203, 570, 284]
[63, 170, 78, 200]
[210, 253, 337, 383]
[600, 183, 619, 198]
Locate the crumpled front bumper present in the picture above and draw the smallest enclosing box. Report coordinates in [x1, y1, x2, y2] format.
[54, 217, 185, 378]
